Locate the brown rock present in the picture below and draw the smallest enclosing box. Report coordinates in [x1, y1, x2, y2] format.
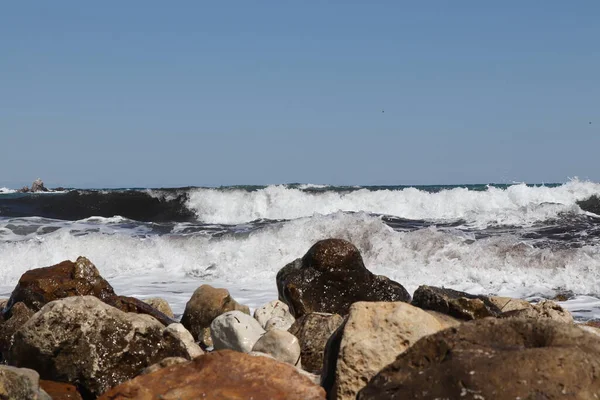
[104, 295, 176, 326]
[411, 285, 502, 320]
[487, 296, 532, 313]
[140, 357, 189, 375]
[4, 257, 116, 314]
[358, 318, 600, 400]
[324, 302, 448, 400]
[277, 239, 410, 318]
[0, 302, 34, 360]
[0, 298, 8, 310]
[39, 380, 83, 400]
[501, 299, 573, 323]
[180, 285, 250, 344]
[143, 297, 174, 318]
[98, 350, 326, 400]
[289, 312, 344, 374]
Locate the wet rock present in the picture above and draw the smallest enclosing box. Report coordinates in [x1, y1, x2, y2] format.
[265, 315, 295, 331]
[0, 302, 34, 360]
[210, 310, 265, 352]
[0, 365, 51, 400]
[31, 178, 48, 192]
[4, 257, 116, 315]
[252, 329, 302, 366]
[39, 380, 83, 400]
[501, 299, 574, 323]
[142, 297, 174, 318]
[163, 323, 203, 359]
[7, 296, 193, 398]
[323, 302, 447, 400]
[277, 239, 410, 318]
[98, 349, 326, 400]
[104, 295, 176, 326]
[140, 357, 189, 375]
[577, 194, 600, 214]
[358, 318, 600, 400]
[254, 299, 295, 330]
[411, 285, 502, 320]
[289, 312, 344, 374]
[180, 284, 250, 345]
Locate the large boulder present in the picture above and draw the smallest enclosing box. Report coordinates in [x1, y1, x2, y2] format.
[7, 296, 194, 398]
[323, 302, 449, 400]
[289, 312, 344, 374]
[358, 318, 600, 399]
[4, 257, 116, 315]
[98, 350, 326, 400]
[411, 285, 502, 320]
[277, 239, 410, 318]
[104, 295, 176, 326]
[180, 284, 250, 345]
[31, 178, 48, 192]
[210, 310, 265, 353]
[0, 365, 51, 400]
[252, 329, 302, 366]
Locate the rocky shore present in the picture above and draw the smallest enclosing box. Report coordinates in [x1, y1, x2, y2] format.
[1, 238, 599, 399]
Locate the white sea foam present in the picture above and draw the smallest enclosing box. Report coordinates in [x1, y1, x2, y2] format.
[1, 212, 599, 318]
[185, 180, 600, 227]
[0, 187, 16, 193]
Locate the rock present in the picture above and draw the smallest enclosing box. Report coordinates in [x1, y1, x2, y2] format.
[163, 323, 204, 359]
[104, 295, 176, 326]
[0, 302, 34, 360]
[18, 186, 30, 193]
[254, 299, 295, 329]
[7, 296, 194, 398]
[265, 315, 295, 331]
[277, 239, 410, 318]
[0, 298, 8, 310]
[289, 312, 344, 374]
[577, 194, 600, 214]
[411, 285, 502, 320]
[424, 310, 462, 328]
[39, 380, 83, 400]
[210, 310, 265, 352]
[0, 365, 51, 400]
[140, 357, 189, 375]
[98, 349, 326, 400]
[4, 257, 116, 314]
[501, 299, 574, 323]
[252, 329, 302, 366]
[31, 178, 48, 192]
[357, 318, 600, 400]
[143, 297, 174, 318]
[487, 295, 532, 313]
[180, 284, 250, 345]
[323, 302, 448, 400]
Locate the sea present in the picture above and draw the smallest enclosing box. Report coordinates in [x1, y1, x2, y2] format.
[2, 180, 600, 321]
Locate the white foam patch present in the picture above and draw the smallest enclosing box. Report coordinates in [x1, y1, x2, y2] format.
[1, 212, 600, 318]
[185, 180, 600, 227]
[0, 187, 17, 194]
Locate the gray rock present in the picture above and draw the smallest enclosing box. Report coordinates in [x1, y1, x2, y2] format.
[254, 300, 295, 330]
[411, 285, 502, 320]
[164, 323, 204, 359]
[265, 316, 295, 331]
[252, 329, 301, 366]
[210, 310, 265, 353]
[7, 296, 193, 397]
[0, 302, 34, 361]
[30, 178, 48, 192]
[0, 365, 51, 400]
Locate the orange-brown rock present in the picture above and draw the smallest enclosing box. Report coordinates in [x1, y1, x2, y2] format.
[98, 350, 326, 400]
[39, 380, 83, 400]
[4, 257, 115, 315]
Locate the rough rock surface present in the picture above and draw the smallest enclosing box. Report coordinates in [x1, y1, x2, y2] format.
[487, 296, 532, 313]
[0, 365, 51, 400]
[7, 296, 193, 398]
[265, 316, 295, 331]
[0, 298, 8, 310]
[31, 178, 48, 192]
[277, 239, 410, 318]
[4, 257, 116, 314]
[289, 312, 344, 374]
[254, 299, 295, 329]
[501, 299, 574, 323]
[163, 323, 204, 359]
[180, 284, 250, 345]
[143, 297, 174, 318]
[104, 295, 176, 326]
[140, 357, 189, 375]
[0, 302, 34, 360]
[98, 350, 326, 400]
[324, 302, 448, 400]
[411, 285, 502, 320]
[210, 310, 265, 352]
[39, 380, 83, 400]
[252, 329, 302, 366]
[358, 318, 600, 399]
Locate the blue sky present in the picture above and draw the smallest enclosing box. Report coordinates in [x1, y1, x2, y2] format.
[1, 1, 598, 188]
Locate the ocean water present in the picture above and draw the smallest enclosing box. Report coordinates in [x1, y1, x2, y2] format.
[2, 180, 600, 321]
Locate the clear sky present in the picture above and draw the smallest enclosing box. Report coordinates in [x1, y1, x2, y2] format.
[1, 1, 598, 188]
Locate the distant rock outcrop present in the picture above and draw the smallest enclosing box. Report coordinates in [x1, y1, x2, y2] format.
[30, 179, 48, 192]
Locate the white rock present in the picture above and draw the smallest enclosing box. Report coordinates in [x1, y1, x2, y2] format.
[254, 300, 295, 330]
[252, 329, 301, 366]
[265, 316, 294, 331]
[210, 310, 265, 352]
[164, 323, 204, 359]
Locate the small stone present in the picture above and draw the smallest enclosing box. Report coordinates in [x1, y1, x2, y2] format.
[254, 300, 295, 329]
[143, 297, 174, 318]
[252, 329, 302, 366]
[210, 310, 265, 353]
[265, 316, 295, 331]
